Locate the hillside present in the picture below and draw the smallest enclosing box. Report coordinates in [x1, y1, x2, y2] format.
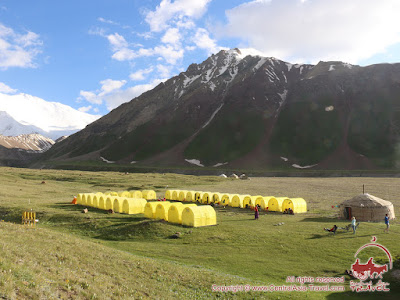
[39, 49, 400, 171]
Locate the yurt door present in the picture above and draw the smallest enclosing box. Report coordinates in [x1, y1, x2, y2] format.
[345, 207, 352, 220]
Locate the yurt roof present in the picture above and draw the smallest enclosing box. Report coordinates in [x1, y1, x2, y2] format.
[341, 194, 393, 208]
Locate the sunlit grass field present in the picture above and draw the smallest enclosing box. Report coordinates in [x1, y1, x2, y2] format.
[0, 167, 399, 299]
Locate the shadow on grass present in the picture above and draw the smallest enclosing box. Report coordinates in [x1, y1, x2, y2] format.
[300, 217, 347, 223]
[0, 207, 28, 223]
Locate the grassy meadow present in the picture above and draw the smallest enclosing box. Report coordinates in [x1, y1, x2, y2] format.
[0, 166, 399, 299]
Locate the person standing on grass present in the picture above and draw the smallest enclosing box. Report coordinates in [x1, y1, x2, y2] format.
[384, 214, 390, 233]
[351, 216, 357, 234]
[254, 205, 259, 220]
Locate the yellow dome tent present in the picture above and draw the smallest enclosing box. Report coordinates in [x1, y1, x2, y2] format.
[231, 194, 248, 208]
[94, 195, 105, 208]
[268, 197, 283, 212]
[92, 195, 100, 208]
[105, 192, 119, 196]
[201, 192, 212, 204]
[144, 202, 159, 219]
[122, 198, 147, 214]
[130, 190, 143, 199]
[179, 190, 188, 201]
[98, 196, 107, 210]
[142, 190, 157, 200]
[194, 192, 204, 202]
[182, 206, 217, 227]
[168, 203, 196, 224]
[255, 196, 274, 210]
[79, 193, 88, 205]
[229, 194, 241, 207]
[155, 202, 172, 221]
[105, 197, 114, 210]
[113, 197, 124, 213]
[118, 191, 131, 197]
[246, 196, 260, 208]
[172, 190, 180, 200]
[165, 190, 173, 200]
[76, 193, 84, 205]
[282, 198, 307, 213]
[186, 191, 195, 202]
[86, 193, 96, 207]
[212, 192, 222, 204]
[221, 194, 232, 206]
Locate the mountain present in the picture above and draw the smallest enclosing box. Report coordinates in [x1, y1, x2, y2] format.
[39, 49, 400, 171]
[0, 92, 100, 140]
[0, 133, 55, 166]
[0, 111, 45, 136]
[0, 133, 54, 152]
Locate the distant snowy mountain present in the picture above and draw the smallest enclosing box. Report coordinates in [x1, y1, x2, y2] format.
[0, 111, 47, 136]
[0, 92, 101, 139]
[0, 133, 54, 152]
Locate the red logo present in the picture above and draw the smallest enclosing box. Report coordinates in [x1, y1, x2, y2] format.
[350, 236, 392, 292]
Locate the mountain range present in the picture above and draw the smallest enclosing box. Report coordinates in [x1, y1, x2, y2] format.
[27, 49, 400, 170]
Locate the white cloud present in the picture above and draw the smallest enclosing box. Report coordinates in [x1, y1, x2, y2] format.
[99, 79, 127, 96]
[80, 79, 127, 105]
[79, 90, 102, 105]
[98, 17, 119, 25]
[153, 44, 184, 64]
[129, 67, 154, 81]
[78, 105, 93, 113]
[112, 48, 136, 61]
[220, 0, 400, 63]
[107, 33, 128, 50]
[156, 64, 171, 78]
[193, 28, 221, 55]
[0, 82, 17, 94]
[104, 78, 167, 110]
[0, 23, 42, 69]
[161, 27, 181, 46]
[145, 0, 212, 32]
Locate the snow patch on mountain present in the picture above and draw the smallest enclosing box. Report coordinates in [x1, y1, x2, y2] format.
[292, 163, 318, 169]
[253, 57, 268, 72]
[100, 156, 115, 164]
[202, 103, 224, 129]
[185, 159, 204, 167]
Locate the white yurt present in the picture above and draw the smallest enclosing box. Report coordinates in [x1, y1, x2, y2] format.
[339, 193, 395, 222]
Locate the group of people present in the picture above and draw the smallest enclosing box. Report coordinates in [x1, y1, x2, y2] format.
[283, 208, 294, 215]
[254, 206, 294, 220]
[324, 214, 390, 235]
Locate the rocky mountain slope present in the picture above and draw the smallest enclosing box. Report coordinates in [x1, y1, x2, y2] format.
[0, 133, 55, 166]
[39, 49, 400, 170]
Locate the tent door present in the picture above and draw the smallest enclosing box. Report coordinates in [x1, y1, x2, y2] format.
[345, 207, 352, 220]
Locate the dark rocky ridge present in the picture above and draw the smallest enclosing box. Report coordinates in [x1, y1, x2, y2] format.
[37, 49, 400, 171]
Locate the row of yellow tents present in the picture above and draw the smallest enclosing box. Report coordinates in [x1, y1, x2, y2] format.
[165, 190, 307, 213]
[75, 190, 217, 227]
[144, 201, 216, 227]
[76, 191, 149, 214]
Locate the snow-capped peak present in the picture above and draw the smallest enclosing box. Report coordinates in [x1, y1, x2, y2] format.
[0, 92, 101, 139]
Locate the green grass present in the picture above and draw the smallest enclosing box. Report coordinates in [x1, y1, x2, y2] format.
[0, 167, 399, 299]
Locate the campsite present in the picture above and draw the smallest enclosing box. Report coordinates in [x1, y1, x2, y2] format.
[0, 167, 398, 299]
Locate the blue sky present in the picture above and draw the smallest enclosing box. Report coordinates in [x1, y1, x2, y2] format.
[1, 0, 400, 117]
